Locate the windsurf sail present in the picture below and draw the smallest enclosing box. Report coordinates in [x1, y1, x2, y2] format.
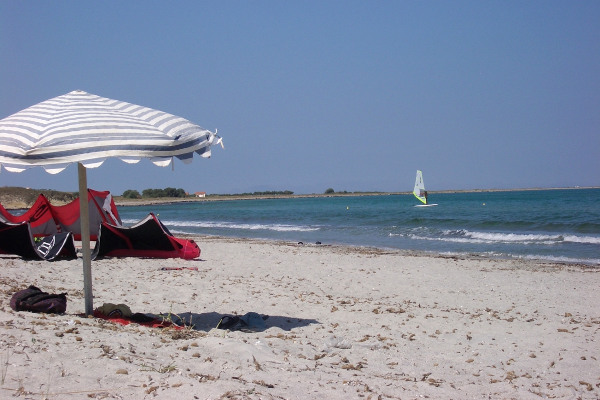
[413, 170, 428, 205]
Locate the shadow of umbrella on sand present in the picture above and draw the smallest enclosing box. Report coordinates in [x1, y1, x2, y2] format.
[0, 90, 223, 315]
[171, 311, 320, 332]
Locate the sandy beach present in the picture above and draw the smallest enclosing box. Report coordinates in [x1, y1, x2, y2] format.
[0, 236, 598, 399]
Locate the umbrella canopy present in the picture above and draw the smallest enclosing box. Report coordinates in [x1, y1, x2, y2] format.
[0, 90, 223, 314]
[0, 90, 220, 172]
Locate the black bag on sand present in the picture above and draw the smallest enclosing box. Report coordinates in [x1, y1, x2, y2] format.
[10, 285, 67, 314]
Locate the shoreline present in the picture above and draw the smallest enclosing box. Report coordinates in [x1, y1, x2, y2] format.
[197, 234, 600, 274]
[1, 235, 598, 399]
[186, 234, 600, 268]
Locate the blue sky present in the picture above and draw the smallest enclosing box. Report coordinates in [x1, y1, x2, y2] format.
[1, 1, 599, 195]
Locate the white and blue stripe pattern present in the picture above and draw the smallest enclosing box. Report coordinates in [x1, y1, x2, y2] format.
[0, 90, 220, 174]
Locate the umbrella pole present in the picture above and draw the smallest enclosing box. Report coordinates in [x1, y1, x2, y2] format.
[78, 163, 93, 315]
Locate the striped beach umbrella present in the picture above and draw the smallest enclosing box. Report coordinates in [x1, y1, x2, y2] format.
[0, 90, 223, 314]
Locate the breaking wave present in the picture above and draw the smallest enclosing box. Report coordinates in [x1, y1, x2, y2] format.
[403, 229, 600, 246]
[441, 230, 599, 245]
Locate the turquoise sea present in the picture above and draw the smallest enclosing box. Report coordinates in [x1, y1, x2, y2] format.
[118, 189, 600, 266]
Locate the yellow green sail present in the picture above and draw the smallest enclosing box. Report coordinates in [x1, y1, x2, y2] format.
[413, 170, 427, 205]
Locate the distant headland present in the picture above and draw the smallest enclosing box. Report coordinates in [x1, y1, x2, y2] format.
[0, 186, 597, 209]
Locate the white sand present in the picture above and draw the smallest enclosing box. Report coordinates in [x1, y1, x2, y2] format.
[0, 236, 598, 399]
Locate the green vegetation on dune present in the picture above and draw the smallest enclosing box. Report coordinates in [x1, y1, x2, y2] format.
[0, 187, 78, 208]
[141, 187, 187, 198]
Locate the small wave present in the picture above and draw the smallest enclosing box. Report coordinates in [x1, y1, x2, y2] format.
[408, 234, 505, 245]
[455, 230, 561, 243]
[462, 231, 600, 245]
[124, 218, 320, 233]
[404, 230, 557, 245]
[404, 229, 600, 246]
[563, 235, 600, 245]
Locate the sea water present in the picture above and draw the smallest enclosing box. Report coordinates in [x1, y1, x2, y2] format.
[117, 189, 600, 266]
